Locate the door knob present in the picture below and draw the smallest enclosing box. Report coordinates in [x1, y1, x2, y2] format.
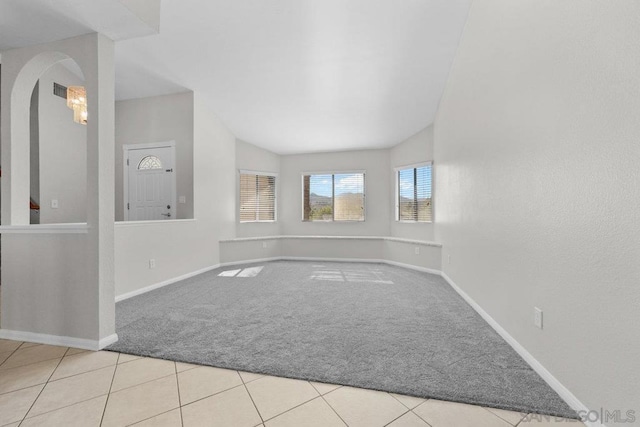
[161, 213, 171, 217]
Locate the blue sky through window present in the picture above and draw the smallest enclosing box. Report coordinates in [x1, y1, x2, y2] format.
[309, 173, 364, 196]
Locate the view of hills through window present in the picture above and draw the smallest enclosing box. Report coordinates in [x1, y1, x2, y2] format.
[303, 173, 365, 221]
[398, 164, 432, 222]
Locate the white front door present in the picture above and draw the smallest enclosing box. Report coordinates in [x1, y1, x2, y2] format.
[125, 144, 176, 221]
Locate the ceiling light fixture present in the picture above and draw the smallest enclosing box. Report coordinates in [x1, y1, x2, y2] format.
[66, 86, 88, 125]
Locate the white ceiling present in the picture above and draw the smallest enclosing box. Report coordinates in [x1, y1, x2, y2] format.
[0, 0, 158, 50]
[1, 0, 472, 154]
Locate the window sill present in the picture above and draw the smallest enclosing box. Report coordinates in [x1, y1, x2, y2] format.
[397, 220, 433, 224]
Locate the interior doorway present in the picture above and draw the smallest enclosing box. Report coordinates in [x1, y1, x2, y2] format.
[123, 141, 176, 221]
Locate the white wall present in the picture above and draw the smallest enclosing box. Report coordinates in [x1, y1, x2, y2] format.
[389, 125, 434, 241]
[37, 62, 87, 224]
[280, 149, 391, 236]
[434, 0, 640, 420]
[1, 33, 116, 346]
[115, 92, 194, 220]
[115, 94, 236, 297]
[235, 139, 281, 237]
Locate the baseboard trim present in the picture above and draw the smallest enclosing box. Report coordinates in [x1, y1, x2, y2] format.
[228, 256, 442, 276]
[0, 329, 117, 351]
[119, 257, 442, 303]
[115, 264, 221, 302]
[219, 257, 282, 267]
[440, 272, 599, 427]
[98, 334, 119, 350]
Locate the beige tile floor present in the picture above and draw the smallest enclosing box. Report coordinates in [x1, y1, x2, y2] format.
[0, 339, 586, 427]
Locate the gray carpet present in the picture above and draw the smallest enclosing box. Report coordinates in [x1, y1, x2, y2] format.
[108, 260, 576, 418]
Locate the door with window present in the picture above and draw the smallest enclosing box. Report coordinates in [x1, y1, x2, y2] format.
[125, 143, 176, 221]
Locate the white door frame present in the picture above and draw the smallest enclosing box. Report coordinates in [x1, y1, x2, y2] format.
[123, 141, 177, 221]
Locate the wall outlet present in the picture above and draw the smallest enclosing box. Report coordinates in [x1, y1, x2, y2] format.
[534, 307, 543, 329]
[262, 241, 268, 249]
[179, 196, 186, 204]
[51, 199, 59, 209]
[447, 254, 451, 264]
[414, 246, 420, 255]
[149, 259, 156, 269]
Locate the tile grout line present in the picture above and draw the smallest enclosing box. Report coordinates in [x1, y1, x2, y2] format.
[318, 392, 349, 427]
[46, 353, 121, 384]
[0, 342, 26, 369]
[260, 395, 325, 424]
[411, 404, 436, 427]
[382, 408, 411, 427]
[179, 383, 246, 408]
[0, 353, 67, 373]
[482, 406, 523, 426]
[388, 393, 415, 410]
[241, 374, 266, 425]
[123, 407, 181, 426]
[174, 362, 185, 427]
[99, 353, 120, 426]
[18, 346, 71, 425]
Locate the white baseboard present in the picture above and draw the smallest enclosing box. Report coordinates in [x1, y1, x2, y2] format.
[115, 264, 221, 302]
[0, 329, 118, 351]
[440, 272, 600, 427]
[219, 257, 281, 267]
[98, 334, 119, 350]
[383, 259, 441, 276]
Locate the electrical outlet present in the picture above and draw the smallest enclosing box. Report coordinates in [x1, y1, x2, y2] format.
[534, 307, 543, 329]
[51, 199, 59, 209]
[414, 246, 420, 255]
[447, 254, 451, 264]
[179, 196, 186, 204]
[262, 241, 268, 248]
[149, 259, 156, 269]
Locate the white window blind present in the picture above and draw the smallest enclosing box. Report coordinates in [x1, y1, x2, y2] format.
[240, 172, 276, 222]
[302, 173, 365, 221]
[397, 163, 432, 222]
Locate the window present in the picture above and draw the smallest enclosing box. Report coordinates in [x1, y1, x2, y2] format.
[138, 155, 162, 170]
[239, 171, 276, 222]
[302, 172, 365, 221]
[396, 163, 432, 222]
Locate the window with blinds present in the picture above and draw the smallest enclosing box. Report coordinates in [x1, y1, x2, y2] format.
[302, 172, 365, 221]
[396, 163, 432, 222]
[239, 172, 276, 222]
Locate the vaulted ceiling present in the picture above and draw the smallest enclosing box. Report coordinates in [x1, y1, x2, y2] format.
[1, 0, 471, 154]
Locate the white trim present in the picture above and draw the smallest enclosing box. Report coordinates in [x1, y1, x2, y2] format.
[393, 160, 433, 172]
[115, 219, 196, 227]
[382, 259, 442, 275]
[239, 169, 278, 177]
[220, 257, 282, 267]
[0, 223, 89, 234]
[123, 141, 177, 221]
[0, 329, 118, 351]
[280, 257, 442, 276]
[440, 272, 598, 427]
[98, 334, 119, 349]
[218, 235, 442, 247]
[115, 263, 221, 302]
[123, 141, 176, 151]
[301, 169, 366, 175]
